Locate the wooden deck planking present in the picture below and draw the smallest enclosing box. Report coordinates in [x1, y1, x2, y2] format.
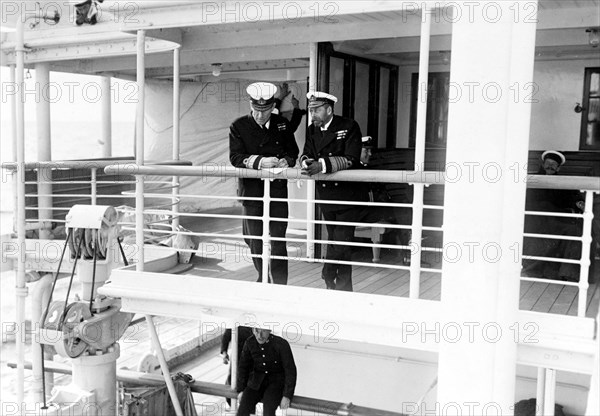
[531, 283, 565, 313]
[361, 268, 407, 295]
[419, 274, 442, 301]
[548, 285, 579, 315]
[519, 282, 550, 311]
[519, 280, 534, 299]
[587, 283, 600, 318]
[566, 281, 600, 317]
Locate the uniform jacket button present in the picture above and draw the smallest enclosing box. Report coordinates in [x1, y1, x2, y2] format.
[328, 153, 332, 156]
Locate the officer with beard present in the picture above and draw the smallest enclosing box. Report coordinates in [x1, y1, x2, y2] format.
[300, 91, 368, 291]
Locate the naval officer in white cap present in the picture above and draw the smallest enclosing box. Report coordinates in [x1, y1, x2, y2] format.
[229, 82, 299, 284]
[300, 91, 368, 291]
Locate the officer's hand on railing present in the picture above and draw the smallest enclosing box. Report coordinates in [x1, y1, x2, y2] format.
[220, 352, 229, 364]
[280, 396, 291, 410]
[260, 157, 280, 168]
[238, 391, 243, 403]
[277, 158, 289, 168]
[301, 159, 321, 176]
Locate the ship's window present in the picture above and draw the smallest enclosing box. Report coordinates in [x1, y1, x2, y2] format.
[579, 67, 600, 150]
[409, 72, 450, 148]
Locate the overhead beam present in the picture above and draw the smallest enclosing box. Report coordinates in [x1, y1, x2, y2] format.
[144, 58, 309, 78]
[52, 43, 312, 75]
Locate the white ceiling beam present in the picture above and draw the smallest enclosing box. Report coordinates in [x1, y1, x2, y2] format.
[144, 59, 309, 78]
[46, 43, 312, 75]
[181, 17, 452, 51]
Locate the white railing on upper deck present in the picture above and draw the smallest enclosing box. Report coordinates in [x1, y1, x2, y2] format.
[102, 163, 599, 317]
[521, 175, 598, 318]
[104, 163, 445, 300]
[5, 161, 597, 315]
[1, 159, 187, 234]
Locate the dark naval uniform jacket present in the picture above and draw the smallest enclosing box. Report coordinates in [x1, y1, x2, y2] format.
[237, 334, 297, 400]
[301, 115, 368, 212]
[230, 113, 299, 206]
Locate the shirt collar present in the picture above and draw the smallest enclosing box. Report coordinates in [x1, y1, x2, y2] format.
[321, 117, 333, 131]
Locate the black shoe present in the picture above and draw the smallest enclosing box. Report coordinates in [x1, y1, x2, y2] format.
[325, 279, 336, 290]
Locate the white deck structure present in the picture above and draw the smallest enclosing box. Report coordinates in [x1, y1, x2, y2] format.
[1, 1, 599, 415]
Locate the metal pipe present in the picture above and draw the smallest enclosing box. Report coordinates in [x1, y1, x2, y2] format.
[91, 168, 97, 205]
[261, 179, 271, 283]
[414, 8, 430, 169]
[172, 46, 181, 230]
[145, 315, 184, 416]
[543, 368, 556, 416]
[536, 367, 546, 416]
[306, 42, 318, 260]
[15, 14, 28, 404]
[231, 325, 238, 409]
[10, 361, 407, 416]
[12, 6, 59, 399]
[101, 76, 112, 158]
[36, 62, 53, 240]
[136, 29, 146, 271]
[31, 274, 54, 403]
[408, 6, 431, 300]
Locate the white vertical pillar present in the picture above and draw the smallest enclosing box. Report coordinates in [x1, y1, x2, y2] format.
[172, 47, 181, 230]
[36, 63, 53, 240]
[585, 312, 600, 415]
[306, 42, 317, 260]
[261, 179, 271, 283]
[15, 17, 28, 404]
[543, 369, 556, 416]
[136, 30, 146, 271]
[437, 2, 538, 411]
[536, 367, 546, 415]
[409, 7, 431, 298]
[100, 76, 112, 158]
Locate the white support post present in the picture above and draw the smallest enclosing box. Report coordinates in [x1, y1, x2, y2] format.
[536, 367, 546, 416]
[577, 190, 594, 317]
[586, 312, 600, 415]
[100, 76, 112, 158]
[231, 325, 238, 409]
[262, 179, 271, 283]
[409, 7, 431, 298]
[172, 47, 181, 230]
[145, 315, 184, 416]
[32, 274, 54, 403]
[10, 64, 18, 237]
[437, 2, 538, 410]
[15, 16, 28, 404]
[543, 369, 556, 416]
[136, 30, 146, 271]
[306, 42, 318, 260]
[36, 63, 53, 240]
